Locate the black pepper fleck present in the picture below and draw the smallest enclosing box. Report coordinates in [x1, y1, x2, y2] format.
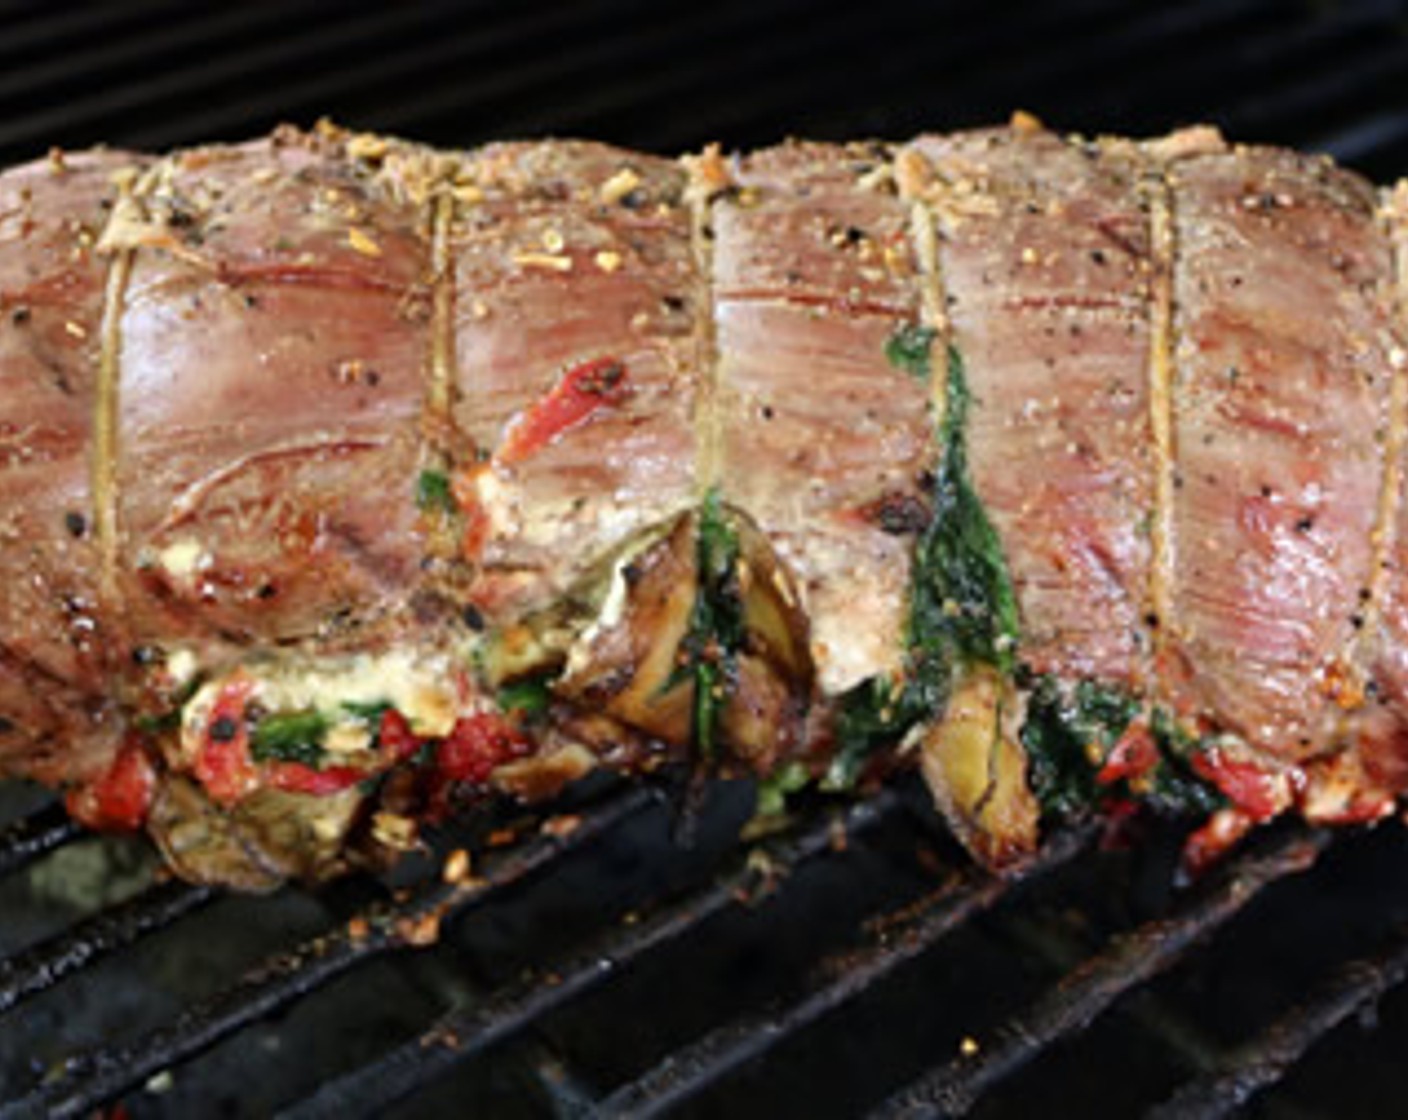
[461, 604, 485, 632]
[63, 511, 87, 538]
[210, 716, 239, 743]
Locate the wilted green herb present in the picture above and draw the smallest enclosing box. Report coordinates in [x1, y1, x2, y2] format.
[341, 700, 391, 725]
[1020, 683, 1225, 819]
[1146, 710, 1226, 817]
[667, 489, 744, 762]
[825, 340, 1020, 791]
[415, 469, 455, 514]
[1022, 677, 1138, 816]
[755, 760, 812, 818]
[822, 674, 924, 792]
[884, 323, 939, 380]
[912, 345, 1020, 674]
[250, 709, 329, 767]
[498, 675, 553, 718]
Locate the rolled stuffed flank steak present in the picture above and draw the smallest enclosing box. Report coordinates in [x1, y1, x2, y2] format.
[3, 113, 1405, 890]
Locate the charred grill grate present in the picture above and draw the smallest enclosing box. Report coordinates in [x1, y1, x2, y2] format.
[7, 0, 1408, 1116]
[3, 779, 1408, 1119]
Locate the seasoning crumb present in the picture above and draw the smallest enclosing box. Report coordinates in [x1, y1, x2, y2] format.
[599, 167, 642, 206]
[960, 1036, 981, 1057]
[64, 320, 87, 339]
[487, 827, 518, 847]
[442, 848, 471, 885]
[541, 228, 565, 253]
[345, 133, 390, 163]
[372, 811, 420, 851]
[145, 1070, 175, 1095]
[347, 227, 382, 257]
[540, 813, 581, 839]
[347, 916, 370, 941]
[594, 249, 622, 273]
[513, 251, 573, 272]
[396, 911, 443, 947]
[829, 816, 849, 853]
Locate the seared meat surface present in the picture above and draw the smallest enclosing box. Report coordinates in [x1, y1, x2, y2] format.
[2, 116, 1406, 888]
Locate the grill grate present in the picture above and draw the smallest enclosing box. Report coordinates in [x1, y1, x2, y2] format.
[7, 0, 1408, 1116]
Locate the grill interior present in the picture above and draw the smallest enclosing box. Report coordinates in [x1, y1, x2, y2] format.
[6, 0, 1408, 1116]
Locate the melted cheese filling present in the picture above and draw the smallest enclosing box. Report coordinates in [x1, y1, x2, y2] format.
[180, 646, 475, 765]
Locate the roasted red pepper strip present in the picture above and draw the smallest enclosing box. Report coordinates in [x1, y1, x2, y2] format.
[1096, 720, 1159, 786]
[1191, 746, 1286, 822]
[451, 464, 494, 562]
[66, 739, 157, 832]
[438, 713, 533, 785]
[195, 677, 260, 806]
[265, 762, 367, 796]
[497, 356, 630, 465]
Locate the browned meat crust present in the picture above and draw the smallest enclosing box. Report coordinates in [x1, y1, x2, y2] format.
[2, 116, 1406, 888]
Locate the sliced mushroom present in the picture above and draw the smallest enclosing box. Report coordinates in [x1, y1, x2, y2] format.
[554, 502, 814, 773]
[555, 512, 697, 745]
[148, 775, 363, 892]
[919, 664, 1039, 869]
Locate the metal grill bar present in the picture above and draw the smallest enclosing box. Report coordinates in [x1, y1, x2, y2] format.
[1224, 38, 1408, 139]
[533, 0, 1134, 148]
[0, 0, 183, 61]
[634, 0, 1269, 149]
[122, 0, 650, 151]
[594, 826, 1095, 1119]
[0, 804, 81, 879]
[452, 0, 872, 142]
[0, 878, 213, 1018]
[0, 2, 468, 154]
[0, 786, 655, 1120]
[1317, 112, 1408, 165]
[281, 789, 903, 1120]
[1047, 6, 1382, 129]
[869, 828, 1330, 1120]
[0, 3, 303, 106]
[1149, 925, 1408, 1120]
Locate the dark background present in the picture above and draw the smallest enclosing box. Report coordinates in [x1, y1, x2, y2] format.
[4, 0, 1408, 183]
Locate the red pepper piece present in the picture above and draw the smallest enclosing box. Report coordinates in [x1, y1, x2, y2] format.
[497, 356, 629, 465]
[377, 707, 422, 764]
[66, 739, 157, 832]
[265, 762, 368, 797]
[1096, 720, 1159, 786]
[1182, 807, 1256, 878]
[438, 713, 533, 786]
[451, 464, 494, 562]
[195, 677, 260, 806]
[1191, 746, 1285, 822]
